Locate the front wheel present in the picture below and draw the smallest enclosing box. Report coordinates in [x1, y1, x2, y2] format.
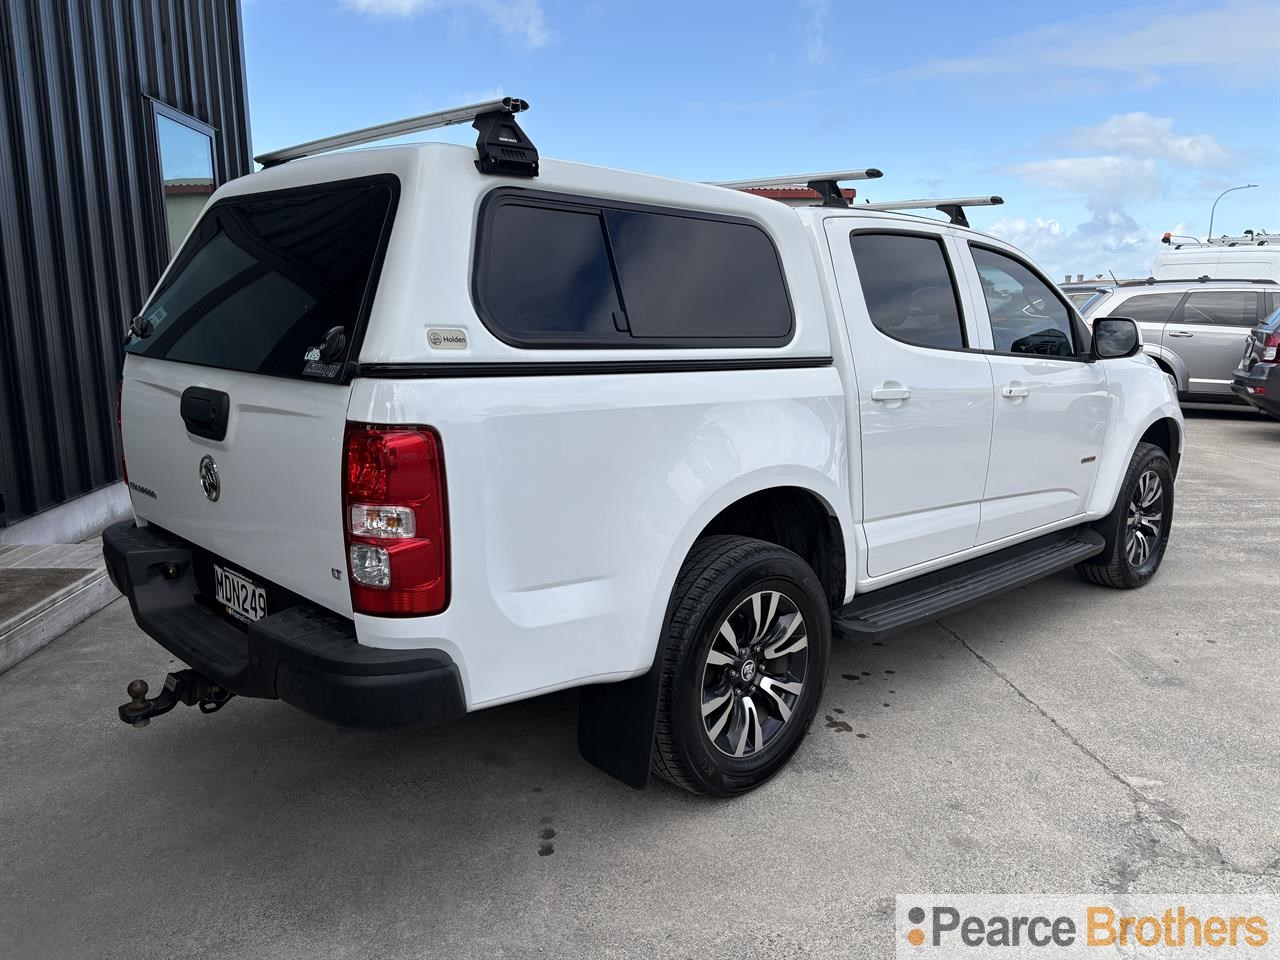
[652, 535, 830, 797]
[1076, 442, 1174, 589]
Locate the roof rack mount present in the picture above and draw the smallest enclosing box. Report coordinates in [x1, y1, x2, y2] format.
[859, 195, 1003, 228]
[715, 169, 884, 208]
[254, 96, 539, 178]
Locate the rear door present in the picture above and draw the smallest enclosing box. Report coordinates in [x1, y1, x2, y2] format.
[1164, 289, 1260, 396]
[121, 176, 398, 616]
[825, 219, 995, 578]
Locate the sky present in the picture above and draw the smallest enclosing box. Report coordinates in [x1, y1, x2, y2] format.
[241, 0, 1280, 281]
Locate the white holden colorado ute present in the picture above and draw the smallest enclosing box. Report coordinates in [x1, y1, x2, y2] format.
[107, 99, 1183, 796]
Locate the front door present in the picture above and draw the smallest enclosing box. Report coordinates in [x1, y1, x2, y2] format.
[960, 243, 1108, 544]
[826, 220, 994, 578]
[1165, 289, 1261, 396]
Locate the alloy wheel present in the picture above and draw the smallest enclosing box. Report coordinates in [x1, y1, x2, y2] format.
[1125, 469, 1164, 569]
[699, 589, 809, 758]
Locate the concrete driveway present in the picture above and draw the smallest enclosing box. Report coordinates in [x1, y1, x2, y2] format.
[3, 406, 1278, 959]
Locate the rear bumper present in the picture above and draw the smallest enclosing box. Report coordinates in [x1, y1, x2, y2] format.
[102, 521, 466, 729]
[1231, 364, 1280, 416]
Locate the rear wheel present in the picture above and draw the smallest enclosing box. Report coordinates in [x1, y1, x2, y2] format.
[652, 535, 830, 797]
[1076, 442, 1173, 589]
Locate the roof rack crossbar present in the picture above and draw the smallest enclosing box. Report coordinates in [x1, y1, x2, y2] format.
[714, 169, 884, 208]
[858, 195, 1004, 228]
[1118, 276, 1278, 287]
[254, 97, 538, 177]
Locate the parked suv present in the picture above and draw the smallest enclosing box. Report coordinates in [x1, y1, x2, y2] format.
[105, 99, 1183, 796]
[1232, 306, 1280, 418]
[1085, 278, 1280, 402]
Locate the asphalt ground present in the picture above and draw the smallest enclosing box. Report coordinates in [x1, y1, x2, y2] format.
[3, 404, 1277, 959]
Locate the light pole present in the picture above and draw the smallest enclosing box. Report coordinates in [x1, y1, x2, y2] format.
[1208, 183, 1257, 241]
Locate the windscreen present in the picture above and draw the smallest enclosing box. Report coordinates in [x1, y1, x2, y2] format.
[126, 178, 396, 381]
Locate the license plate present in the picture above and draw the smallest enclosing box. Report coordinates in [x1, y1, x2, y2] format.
[213, 563, 267, 623]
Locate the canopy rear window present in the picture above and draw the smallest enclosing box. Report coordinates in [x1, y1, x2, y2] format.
[127, 176, 398, 381]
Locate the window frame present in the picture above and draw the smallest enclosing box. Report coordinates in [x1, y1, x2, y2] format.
[148, 100, 218, 261]
[1168, 288, 1261, 328]
[846, 227, 973, 354]
[471, 187, 796, 349]
[131, 173, 402, 385]
[967, 241, 1088, 362]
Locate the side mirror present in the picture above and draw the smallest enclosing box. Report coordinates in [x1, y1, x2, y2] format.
[1092, 317, 1141, 359]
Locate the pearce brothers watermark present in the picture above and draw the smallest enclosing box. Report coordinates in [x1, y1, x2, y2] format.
[895, 895, 1279, 957]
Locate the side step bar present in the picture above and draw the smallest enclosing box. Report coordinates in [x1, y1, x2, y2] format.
[834, 528, 1105, 640]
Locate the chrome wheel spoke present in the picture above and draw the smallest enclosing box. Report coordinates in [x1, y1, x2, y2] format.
[756, 675, 798, 722]
[702, 688, 733, 718]
[733, 695, 764, 757]
[706, 693, 734, 741]
[706, 649, 734, 667]
[762, 612, 807, 658]
[718, 619, 739, 654]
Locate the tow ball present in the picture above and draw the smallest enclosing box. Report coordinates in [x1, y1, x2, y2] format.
[118, 670, 235, 727]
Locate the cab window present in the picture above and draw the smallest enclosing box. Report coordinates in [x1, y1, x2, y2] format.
[971, 246, 1076, 358]
[849, 232, 967, 350]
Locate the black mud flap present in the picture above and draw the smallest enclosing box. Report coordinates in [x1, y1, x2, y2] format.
[576, 657, 664, 789]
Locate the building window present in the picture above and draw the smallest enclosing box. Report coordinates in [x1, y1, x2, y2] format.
[152, 103, 216, 258]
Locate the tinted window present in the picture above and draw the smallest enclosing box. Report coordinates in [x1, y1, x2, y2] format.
[1263, 306, 1280, 332]
[1178, 290, 1258, 327]
[849, 233, 966, 350]
[478, 203, 622, 341]
[605, 210, 791, 339]
[972, 246, 1076, 357]
[127, 180, 395, 380]
[475, 194, 793, 347]
[1113, 292, 1183, 326]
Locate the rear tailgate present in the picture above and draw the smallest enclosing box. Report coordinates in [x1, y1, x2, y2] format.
[121, 175, 399, 617]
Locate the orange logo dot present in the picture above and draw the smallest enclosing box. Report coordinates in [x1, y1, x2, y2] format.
[908, 928, 925, 947]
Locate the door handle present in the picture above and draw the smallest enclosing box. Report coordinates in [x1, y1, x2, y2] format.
[871, 386, 911, 402]
[1001, 384, 1030, 399]
[1167, 331, 1194, 338]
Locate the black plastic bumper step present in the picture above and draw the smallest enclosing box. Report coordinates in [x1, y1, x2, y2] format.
[833, 528, 1105, 640]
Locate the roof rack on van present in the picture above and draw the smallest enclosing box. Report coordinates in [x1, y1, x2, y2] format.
[254, 97, 539, 178]
[857, 196, 1004, 229]
[714, 169, 884, 208]
[1117, 276, 1279, 287]
[1162, 230, 1274, 249]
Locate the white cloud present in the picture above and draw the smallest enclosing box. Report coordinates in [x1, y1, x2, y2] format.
[801, 0, 829, 65]
[342, 0, 550, 49]
[1000, 113, 1241, 276]
[896, 1, 1280, 89]
[988, 211, 1151, 282]
[1007, 156, 1163, 208]
[1070, 113, 1236, 169]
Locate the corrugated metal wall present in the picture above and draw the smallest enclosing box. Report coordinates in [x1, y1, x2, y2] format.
[0, 0, 251, 526]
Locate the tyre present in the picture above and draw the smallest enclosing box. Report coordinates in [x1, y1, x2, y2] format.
[1075, 442, 1174, 589]
[651, 535, 830, 797]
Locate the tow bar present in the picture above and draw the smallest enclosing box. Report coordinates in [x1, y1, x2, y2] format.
[118, 670, 235, 727]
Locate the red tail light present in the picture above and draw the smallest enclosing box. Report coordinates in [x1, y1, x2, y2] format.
[117, 381, 127, 483]
[1263, 331, 1280, 362]
[342, 423, 448, 616]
